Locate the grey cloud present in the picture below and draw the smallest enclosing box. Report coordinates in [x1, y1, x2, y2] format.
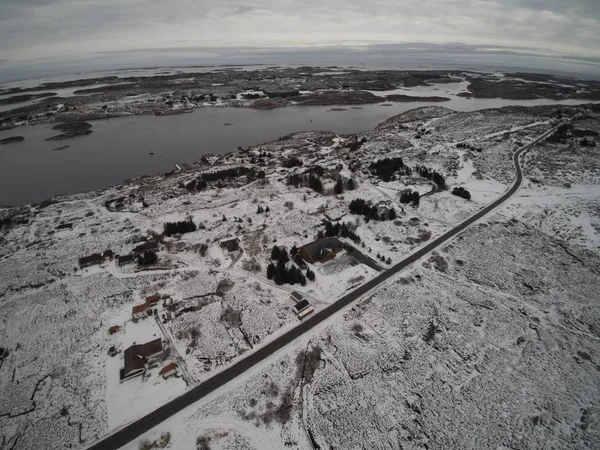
[0, 0, 599, 73]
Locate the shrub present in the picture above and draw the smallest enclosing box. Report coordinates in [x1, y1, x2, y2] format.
[452, 186, 471, 200]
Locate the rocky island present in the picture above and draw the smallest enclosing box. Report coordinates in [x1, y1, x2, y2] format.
[1, 67, 599, 131]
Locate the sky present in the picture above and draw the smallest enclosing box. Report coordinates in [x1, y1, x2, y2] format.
[1, 0, 599, 80]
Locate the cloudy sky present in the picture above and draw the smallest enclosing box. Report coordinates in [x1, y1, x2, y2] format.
[1, 0, 599, 78]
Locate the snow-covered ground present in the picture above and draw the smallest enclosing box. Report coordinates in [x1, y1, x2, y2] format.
[1, 103, 599, 450]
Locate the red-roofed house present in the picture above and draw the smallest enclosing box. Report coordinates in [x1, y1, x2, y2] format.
[132, 304, 148, 321]
[159, 362, 178, 379]
[145, 294, 160, 306]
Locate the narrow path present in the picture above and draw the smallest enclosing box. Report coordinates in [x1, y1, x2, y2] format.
[85, 115, 578, 450]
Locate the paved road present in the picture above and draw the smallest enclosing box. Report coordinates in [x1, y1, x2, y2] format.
[86, 117, 575, 450]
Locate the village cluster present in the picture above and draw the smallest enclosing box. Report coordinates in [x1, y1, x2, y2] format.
[1, 103, 599, 450]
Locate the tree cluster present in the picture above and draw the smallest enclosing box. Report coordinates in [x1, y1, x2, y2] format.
[263, 90, 300, 98]
[283, 157, 303, 168]
[256, 205, 271, 214]
[452, 187, 471, 200]
[415, 165, 446, 188]
[399, 189, 420, 206]
[580, 138, 597, 147]
[287, 173, 323, 194]
[267, 246, 307, 286]
[348, 198, 396, 222]
[343, 136, 367, 152]
[456, 142, 482, 152]
[549, 124, 570, 143]
[185, 167, 252, 191]
[369, 157, 409, 182]
[318, 221, 361, 243]
[163, 219, 197, 236]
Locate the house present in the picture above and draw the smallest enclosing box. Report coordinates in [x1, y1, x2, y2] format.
[132, 241, 159, 254]
[298, 237, 343, 264]
[78, 253, 103, 268]
[292, 299, 311, 315]
[118, 254, 135, 266]
[132, 304, 148, 321]
[108, 325, 120, 335]
[103, 249, 114, 260]
[146, 294, 160, 306]
[159, 362, 178, 379]
[120, 338, 163, 382]
[290, 291, 303, 303]
[220, 238, 241, 255]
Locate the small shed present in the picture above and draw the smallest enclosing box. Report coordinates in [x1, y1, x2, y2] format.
[290, 291, 303, 302]
[108, 325, 120, 335]
[159, 363, 178, 379]
[132, 304, 148, 321]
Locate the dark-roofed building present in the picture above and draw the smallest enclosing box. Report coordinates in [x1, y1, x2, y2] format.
[78, 253, 103, 268]
[132, 240, 159, 254]
[298, 237, 343, 264]
[293, 299, 310, 314]
[118, 254, 135, 266]
[120, 338, 163, 382]
[220, 238, 241, 255]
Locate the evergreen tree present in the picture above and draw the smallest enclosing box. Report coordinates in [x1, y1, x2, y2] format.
[265, 206, 270, 213]
[388, 208, 396, 220]
[266, 263, 276, 280]
[275, 260, 287, 285]
[306, 268, 315, 281]
[290, 245, 298, 256]
[279, 248, 290, 265]
[346, 178, 356, 190]
[271, 245, 281, 260]
[334, 178, 344, 195]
